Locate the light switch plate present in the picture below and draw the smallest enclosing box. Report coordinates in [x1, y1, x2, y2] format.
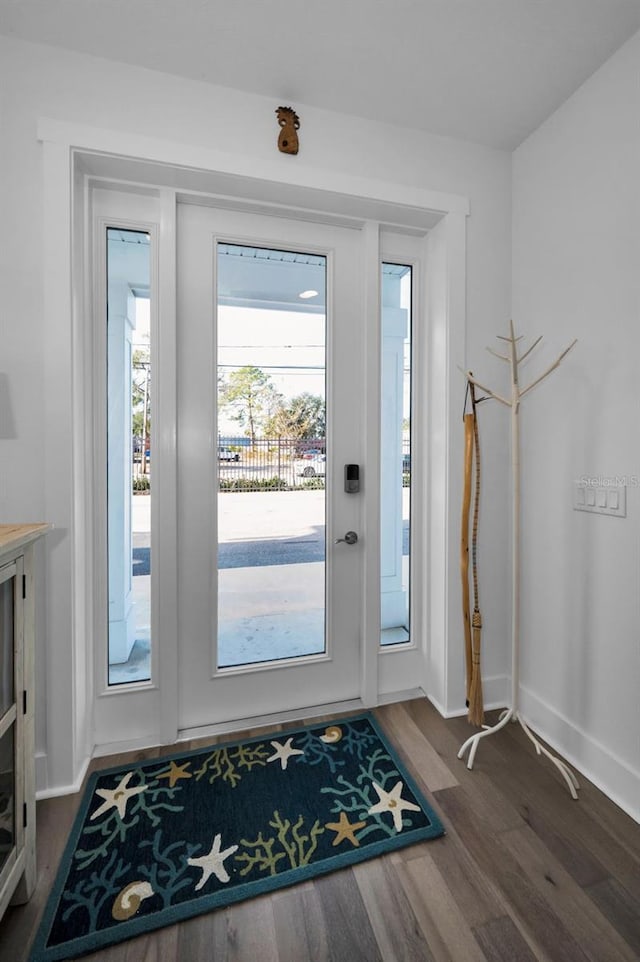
[573, 481, 626, 517]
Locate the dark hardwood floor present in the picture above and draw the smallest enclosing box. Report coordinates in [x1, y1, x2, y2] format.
[1, 698, 638, 961]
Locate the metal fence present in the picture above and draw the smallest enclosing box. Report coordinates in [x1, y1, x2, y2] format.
[217, 438, 410, 492]
[133, 437, 410, 492]
[217, 438, 325, 491]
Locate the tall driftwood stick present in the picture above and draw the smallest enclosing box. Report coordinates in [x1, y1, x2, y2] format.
[468, 382, 484, 726]
[460, 413, 474, 705]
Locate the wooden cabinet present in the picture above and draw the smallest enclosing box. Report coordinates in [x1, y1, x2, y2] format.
[0, 524, 50, 922]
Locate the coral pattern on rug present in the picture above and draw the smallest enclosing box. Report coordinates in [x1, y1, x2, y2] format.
[30, 713, 444, 962]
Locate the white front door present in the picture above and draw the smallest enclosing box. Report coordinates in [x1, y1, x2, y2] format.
[176, 204, 366, 731]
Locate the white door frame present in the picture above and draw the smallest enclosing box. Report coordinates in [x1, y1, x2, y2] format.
[89, 190, 173, 752]
[177, 205, 367, 730]
[37, 117, 468, 796]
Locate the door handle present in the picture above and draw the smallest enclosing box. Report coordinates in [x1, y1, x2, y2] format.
[334, 531, 358, 545]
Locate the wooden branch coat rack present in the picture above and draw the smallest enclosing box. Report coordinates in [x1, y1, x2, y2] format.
[457, 320, 580, 798]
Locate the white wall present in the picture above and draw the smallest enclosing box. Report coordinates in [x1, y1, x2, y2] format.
[513, 31, 640, 819]
[0, 36, 511, 791]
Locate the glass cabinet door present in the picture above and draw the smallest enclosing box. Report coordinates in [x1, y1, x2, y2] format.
[0, 560, 21, 888]
[0, 569, 14, 718]
[0, 728, 14, 873]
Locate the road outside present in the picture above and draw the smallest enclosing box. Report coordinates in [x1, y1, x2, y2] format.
[132, 489, 409, 567]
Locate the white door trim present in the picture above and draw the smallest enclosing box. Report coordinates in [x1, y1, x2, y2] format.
[88, 190, 179, 751]
[176, 204, 366, 728]
[156, 190, 179, 745]
[378, 231, 430, 698]
[38, 117, 468, 795]
[38, 118, 469, 222]
[360, 221, 381, 708]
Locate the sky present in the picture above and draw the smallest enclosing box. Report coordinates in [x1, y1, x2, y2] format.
[132, 297, 326, 436]
[134, 297, 411, 440]
[217, 305, 326, 436]
[133, 295, 150, 347]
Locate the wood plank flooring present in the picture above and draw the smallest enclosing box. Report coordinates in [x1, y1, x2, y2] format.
[1, 699, 638, 961]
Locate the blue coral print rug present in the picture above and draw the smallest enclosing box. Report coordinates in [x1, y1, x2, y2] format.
[30, 713, 444, 961]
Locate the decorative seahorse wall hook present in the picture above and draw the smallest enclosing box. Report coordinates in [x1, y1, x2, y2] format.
[276, 106, 300, 155]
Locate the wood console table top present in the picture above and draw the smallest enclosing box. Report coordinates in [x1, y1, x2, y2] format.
[0, 523, 53, 557]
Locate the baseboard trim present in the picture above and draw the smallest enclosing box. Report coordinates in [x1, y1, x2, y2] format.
[35, 752, 48, 796]
[428, 674, 508, 719]
[520, 685, 640, 823]
[428, 679, 639, 822]
[35, 753, 91, 801]
[35, 693, 430, 798]
[42, 683, 637, 821]
[377, 687, 426, 707]
[91, 733, 166, 759]
[179, 691, 427, 745]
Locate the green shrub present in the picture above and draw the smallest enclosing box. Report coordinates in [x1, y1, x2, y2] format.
[133, 475, 150, 492]
[301, 477, 325, 490]
[219, 476, 288, 492]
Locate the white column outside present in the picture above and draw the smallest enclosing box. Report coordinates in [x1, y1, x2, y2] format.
[107, 277, 136, 663]
[380, 274, 408, 630]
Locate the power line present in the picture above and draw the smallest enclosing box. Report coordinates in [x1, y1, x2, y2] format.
[218, 364, 325, 371]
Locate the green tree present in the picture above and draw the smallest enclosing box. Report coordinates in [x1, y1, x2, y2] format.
[265, 392, 326, 441]
[218, 366, 281, 444]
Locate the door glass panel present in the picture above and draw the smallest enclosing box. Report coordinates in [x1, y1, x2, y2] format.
[216, 243, 326, 668]
[0, 575, 14, 717]
[380, 263, 412, 646]
[106, 228, 152, 685]
[0, 726, 14, 871]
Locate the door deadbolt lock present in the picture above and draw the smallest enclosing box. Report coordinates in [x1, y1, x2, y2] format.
[334, 531, 358, 545]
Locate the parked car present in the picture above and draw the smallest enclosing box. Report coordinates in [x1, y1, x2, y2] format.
[133, 439, 151, 463]
[296, 454, 326, 478]
[218, 446, 240, 462]
[298, 447, 322, 460]
[402, 453, 411, 473]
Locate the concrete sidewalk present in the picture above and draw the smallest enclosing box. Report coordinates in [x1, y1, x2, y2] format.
[120, 492, 327, 682]
[132, 488, 410, 537]
[132, 489, 327, 536]
[219, 560, 324, 666]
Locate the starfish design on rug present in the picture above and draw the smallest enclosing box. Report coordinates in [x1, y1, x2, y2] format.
[368, 780, 421, 832]
[156, 760, 192, 788]
[90, 772, 147, 821]
[325, 810, 366, 847]
[266, 737, 305, 770]
[188, 833, 239, 889]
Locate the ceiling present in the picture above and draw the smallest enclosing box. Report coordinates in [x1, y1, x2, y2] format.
[218, 244, 327, 313]
[1, 0, 639, 150]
